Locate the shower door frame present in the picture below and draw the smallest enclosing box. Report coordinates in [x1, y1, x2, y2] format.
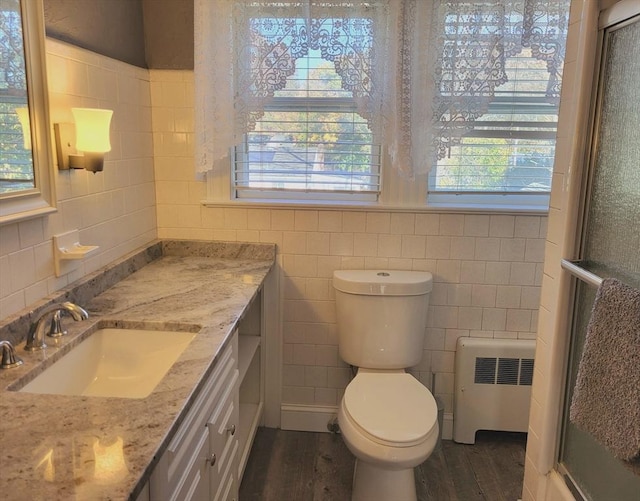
[556, 2, 640, 499]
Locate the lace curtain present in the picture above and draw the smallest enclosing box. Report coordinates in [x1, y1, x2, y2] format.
[432, 0, 570, 160]
[0, 2, 26, 92]
[195, 0, 404, 177]
[195, 0, 570, 179]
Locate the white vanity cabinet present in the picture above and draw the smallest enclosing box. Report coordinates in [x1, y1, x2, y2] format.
[147, 288, 266, 501]
[149, 337, 239, 501]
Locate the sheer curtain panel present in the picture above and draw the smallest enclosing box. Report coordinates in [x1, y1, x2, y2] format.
[195, 0, 570, 197]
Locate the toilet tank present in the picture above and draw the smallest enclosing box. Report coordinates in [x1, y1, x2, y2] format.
[332, 270, 433, 369]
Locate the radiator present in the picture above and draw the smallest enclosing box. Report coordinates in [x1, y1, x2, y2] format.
[453, 338, 535, 444]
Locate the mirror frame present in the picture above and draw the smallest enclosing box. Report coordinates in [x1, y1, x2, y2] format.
[0, 0, 56, 225]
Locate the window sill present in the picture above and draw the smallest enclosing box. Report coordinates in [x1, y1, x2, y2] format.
[201, 198, 549, 216]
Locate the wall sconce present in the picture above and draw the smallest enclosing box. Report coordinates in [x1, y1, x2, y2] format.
[15, 107, 32, 150]
[54, 108, 113, 173]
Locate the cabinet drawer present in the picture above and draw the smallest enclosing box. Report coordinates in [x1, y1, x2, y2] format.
[166, 342, 236, 487]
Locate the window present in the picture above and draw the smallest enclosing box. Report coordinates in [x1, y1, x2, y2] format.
[427, 3, 568, 209]
[0, 0, 56, 224]
[0, 2, 33, 192]
[196, 0, 570, 211]
[233, 32, 381, 202]
[195, 0, 393, 206]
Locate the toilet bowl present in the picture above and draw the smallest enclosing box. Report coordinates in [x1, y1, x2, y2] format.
[338, 370, 439, 501]
[332, 270, 437, 500]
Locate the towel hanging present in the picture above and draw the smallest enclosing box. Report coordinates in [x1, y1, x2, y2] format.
[569, 278, 640, 473]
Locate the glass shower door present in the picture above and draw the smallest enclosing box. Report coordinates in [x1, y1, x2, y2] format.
[558, 7, 640, 501]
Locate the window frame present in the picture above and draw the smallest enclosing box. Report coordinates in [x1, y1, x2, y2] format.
[0, 0, 56, 225]
[426, 32, 563, 210]
[232, 95, 382, 203]
[426, 119, 557, 210]
[427, 109, 557, 210]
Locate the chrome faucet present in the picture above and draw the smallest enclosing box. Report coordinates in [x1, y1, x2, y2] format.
[0, 340, 23, 369]
[24, 302, 89, 351]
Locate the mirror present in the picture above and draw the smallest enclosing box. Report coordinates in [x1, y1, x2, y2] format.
[0, 0, 55, 224]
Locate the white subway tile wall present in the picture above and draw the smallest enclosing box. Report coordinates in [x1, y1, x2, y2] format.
[150, 70, 547, 417]
[521, 1, 590, 499]
[0, 40, 157, 320]
[0, 30, 584, 498]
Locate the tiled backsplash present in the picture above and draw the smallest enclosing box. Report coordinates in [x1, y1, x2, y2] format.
[0, 39, 157, 320]
[238, 208, 544, 415]
[150, 70, 547, 418]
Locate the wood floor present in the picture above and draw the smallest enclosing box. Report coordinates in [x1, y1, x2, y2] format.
[240, 428, 527, 501]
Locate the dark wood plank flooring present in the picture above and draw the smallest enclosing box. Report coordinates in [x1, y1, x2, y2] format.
[240, 429, 526, 501]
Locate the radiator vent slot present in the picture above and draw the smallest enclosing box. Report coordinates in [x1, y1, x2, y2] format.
[473, 356, 535, 386]
[498, 358, 519, 385]
[474, 357, 497, 384]
[520, 358, 534, 385]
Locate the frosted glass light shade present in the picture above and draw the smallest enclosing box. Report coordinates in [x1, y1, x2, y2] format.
[72, 108, 112, 153]
[16, 107, 31, 150]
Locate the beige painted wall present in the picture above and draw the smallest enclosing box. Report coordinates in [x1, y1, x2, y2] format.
[44, 0, 146, 67]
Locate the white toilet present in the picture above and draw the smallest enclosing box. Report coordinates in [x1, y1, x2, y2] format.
[333, 270, 439, 501]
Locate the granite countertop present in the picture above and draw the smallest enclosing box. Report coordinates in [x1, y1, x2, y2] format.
[0, 241, 275, 500]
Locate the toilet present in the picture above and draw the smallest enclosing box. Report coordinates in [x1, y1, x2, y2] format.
[333, 270, 439, 501]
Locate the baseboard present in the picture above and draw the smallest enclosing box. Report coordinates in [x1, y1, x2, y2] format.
[281, 404, 339, 432]
[281, 404, 455, 440]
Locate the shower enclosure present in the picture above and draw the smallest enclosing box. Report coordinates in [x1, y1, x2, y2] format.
[557, 3, 640, 500]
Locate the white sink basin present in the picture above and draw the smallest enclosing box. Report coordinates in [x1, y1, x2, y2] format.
[19, 328, 196, 399]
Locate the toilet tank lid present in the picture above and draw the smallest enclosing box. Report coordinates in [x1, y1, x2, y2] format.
[333, 270, 433, 296]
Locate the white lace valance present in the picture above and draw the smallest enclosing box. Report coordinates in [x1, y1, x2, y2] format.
[432, 0, 570, 160]
[195, 0, 570, 180]
[239, 12, 383, 130]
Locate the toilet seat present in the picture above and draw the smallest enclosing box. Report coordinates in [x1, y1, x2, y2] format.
[343, 372, 438, 448]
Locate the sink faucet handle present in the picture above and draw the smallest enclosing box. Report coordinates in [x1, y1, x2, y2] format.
[47, 310, 67, 338]
[0, 340, 24, 369]
[47, 303, 88, 337]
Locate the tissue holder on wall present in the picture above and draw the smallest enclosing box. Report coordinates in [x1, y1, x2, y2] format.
[54, 108, 113, 173]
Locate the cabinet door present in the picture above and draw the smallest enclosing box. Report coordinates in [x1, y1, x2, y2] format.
[214, 453, 238, 501]
[208, 371, 239, 499]
[169, 429, 210, 501]
[149, 339, 239, 501]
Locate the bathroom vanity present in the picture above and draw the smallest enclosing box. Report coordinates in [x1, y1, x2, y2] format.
[147, 286, 266, 501]
[0, 240, 276, 501]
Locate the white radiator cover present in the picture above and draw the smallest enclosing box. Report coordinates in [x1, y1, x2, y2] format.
[453, 338, 535, 444]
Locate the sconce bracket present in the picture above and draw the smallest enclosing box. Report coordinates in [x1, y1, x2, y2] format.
[54, 123, 82, 170]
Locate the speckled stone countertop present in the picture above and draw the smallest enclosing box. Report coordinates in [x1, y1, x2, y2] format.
[0, 240, 275, 500]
